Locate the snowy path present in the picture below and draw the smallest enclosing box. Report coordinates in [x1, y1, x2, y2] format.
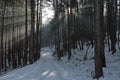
[0, 50, 75, 80]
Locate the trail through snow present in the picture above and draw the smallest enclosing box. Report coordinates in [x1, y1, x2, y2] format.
[0, 49, 75, 80]
[0, 47, 120, 80]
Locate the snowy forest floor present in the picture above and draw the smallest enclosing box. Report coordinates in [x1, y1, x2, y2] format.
[0, 47, 120, 80]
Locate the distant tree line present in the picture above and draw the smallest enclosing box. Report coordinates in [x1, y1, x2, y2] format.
[0, 0, 42, 74]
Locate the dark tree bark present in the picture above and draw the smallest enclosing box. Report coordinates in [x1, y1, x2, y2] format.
[0, 2, 6, 73]
[30, 0, 35, 64]
[100, 0, 106, 67]
[94, 0, 103, 78]
[12, 0, 17, 68]
[24, 0, 28, 66]
[107, 0, 117, 54]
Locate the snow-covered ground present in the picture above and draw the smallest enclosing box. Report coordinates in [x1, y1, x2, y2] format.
[0, 46, 120, 80]
[0, 48, 75, 80]
[57, 45, 120, 80]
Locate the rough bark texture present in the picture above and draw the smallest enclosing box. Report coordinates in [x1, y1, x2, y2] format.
[94, 0, 103, 78]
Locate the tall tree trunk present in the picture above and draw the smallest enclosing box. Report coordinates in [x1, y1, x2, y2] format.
[100, 0, 106, 67]
[117, 0, 120, 49]
[107, 0, 117, 54]
[94, 0, 103, 78]
[36, 0, 40, 60]
[38, 0, 42, 59]
[12, 0, 17, 68]
[30, 0, 35, 64]
[0, 2, 6, 73]
[67, 7, 71, 60]
[24, 0, 28, 66]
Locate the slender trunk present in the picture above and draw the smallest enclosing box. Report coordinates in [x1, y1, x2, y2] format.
[12, 1, 17, 68]
[30, 0, 35, 64]
[67, 8, 71, 60]
[0, 2, 6, 73]
[100, 0, 106, 67]
[39, 0, 43, 57]
[107, 0, 117, 54]
[24, 0, 28, 66]
[118, 0, 120, 49]
[36, 0, 40, 60]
